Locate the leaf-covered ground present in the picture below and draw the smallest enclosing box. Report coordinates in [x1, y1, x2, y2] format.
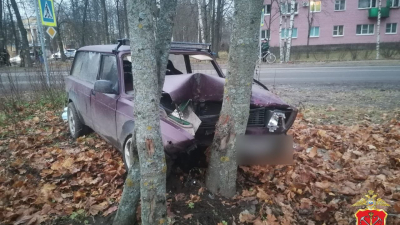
[0, 103, 399, 225]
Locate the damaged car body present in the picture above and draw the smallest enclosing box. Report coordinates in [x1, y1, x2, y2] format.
[65, 41, 297, 169]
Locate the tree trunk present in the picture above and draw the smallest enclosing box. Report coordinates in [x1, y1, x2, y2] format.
[214, 0, 222, 56]
[197, 0, 205, 43]
[113, 0, 177, 224]
[205, 0, 264, 198]
[81, 0, 89, 46]
[211, 0, 216, 52]
[376, 0, 381, 60]
[285, 0, 295, 62]
[10, 0, 31, 67]
[278, 0, 284, 63]
[116, 0, 122, 38]
[306, 1, 312, 59]
[56, 25, 67, 61]
[7, 0, 19, 54]
[100, 0, 110, 44]
[123, 0, 129, 38]
[0, 0, 4, 52]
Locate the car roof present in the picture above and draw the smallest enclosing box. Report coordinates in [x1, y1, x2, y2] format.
[77, 44, 211, 54]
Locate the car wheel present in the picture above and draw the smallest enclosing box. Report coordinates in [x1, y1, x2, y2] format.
[122, 136, 172, 176]
[123, 136, 135, 171]
[67, 102, 86, 139]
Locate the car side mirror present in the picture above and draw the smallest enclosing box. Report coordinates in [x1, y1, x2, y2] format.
[94, 80, 117, 94]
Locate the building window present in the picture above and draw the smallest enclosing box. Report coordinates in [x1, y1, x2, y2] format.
[333, 25, 344, 36]
[310, 0, 321, 12]
[281, 28, 298, 39]
[310, 26, 320, 37]
[356, 24, 374, 35]
[261, 29, 271, 39]
[265, 4, 271, 15]
[335, 0, 346, 11]
[358, 0, 376, 9]
[391, 0, 400, 7]
[386, 23, 397, 34]
[281, 2, 299, 14]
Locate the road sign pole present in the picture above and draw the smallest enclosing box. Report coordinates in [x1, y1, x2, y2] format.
[34, 0, 50, 86]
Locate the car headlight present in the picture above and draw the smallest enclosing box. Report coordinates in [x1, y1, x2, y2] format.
[267, 111, 286, 132]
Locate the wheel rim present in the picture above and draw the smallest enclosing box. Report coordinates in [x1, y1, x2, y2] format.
[124, 138, 132, 169]
[68, 108, 75, 135]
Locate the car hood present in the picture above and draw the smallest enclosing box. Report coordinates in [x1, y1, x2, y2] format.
[163, 73, 290, 108]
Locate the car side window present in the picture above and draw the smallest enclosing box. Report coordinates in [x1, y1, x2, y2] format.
[71, 51, 100, 83]
[99, 55, 119, 92]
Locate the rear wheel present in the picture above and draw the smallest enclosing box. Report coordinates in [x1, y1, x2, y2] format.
[67, 102, 88, 139]
[266, 53, 276, 63]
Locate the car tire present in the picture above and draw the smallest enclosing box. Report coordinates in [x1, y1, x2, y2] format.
[67, 102, 86, 139]
[122, 136, 172, 176]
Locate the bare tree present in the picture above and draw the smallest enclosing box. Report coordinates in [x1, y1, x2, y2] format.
[113, 0, 178, 224]
[205, 0, 264, 198]
[6, 0, 19, 54]
[376, 0, 381, 59]
[285, 0, 295, 62]
[278, 0, 284, 62]
[123, 0, 129, 38]
[81, 0, 89, 46]
[10, 0, 32, 67]
[197, 0, 206, 43]
[100, 0, 110, 43]
[0, 0, 4, 52]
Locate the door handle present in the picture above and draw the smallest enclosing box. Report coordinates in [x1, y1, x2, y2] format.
[91, 89, 96, 96]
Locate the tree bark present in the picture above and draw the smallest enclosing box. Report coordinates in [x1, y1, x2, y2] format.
[376, 0, 381, 60]
[211, 0, 216, 52]
[10, 0, 31, 67]
[197, 0, 205, 43]
[214, 0, 222, 56]
[113, 0, 177, 224]
[123, 0, 129, 38]
[100, 0, 110, 44]
[0, 0, 4, 52]
[306, 1, 313, 59]
[278, 0, 284, 63]
[81, 0, 89, 46]
[116, 0, 122, 38]
[56, 25, 67, 61]
[285, 0, 295, 62]
[7, 0, 19, 54]
[205, 0, 264, 198]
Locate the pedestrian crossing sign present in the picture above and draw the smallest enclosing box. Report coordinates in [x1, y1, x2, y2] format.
[38, 0, 57, 27]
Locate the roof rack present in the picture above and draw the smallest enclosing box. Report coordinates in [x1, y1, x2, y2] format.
[113, 39, 130, 53]
[112, 40, 211, 53]
[170, 42, 211, 52]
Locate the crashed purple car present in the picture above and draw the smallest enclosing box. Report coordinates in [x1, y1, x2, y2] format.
[66, 41, 297, 169]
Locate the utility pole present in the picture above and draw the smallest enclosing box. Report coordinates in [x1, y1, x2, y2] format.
[34, 0, 50, 86]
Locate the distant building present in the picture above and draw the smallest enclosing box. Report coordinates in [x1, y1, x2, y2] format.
[262, 0, 400, 48]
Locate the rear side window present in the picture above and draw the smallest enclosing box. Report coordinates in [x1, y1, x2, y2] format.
[71, 51, 100, 83]
[99, 55, 119, 91]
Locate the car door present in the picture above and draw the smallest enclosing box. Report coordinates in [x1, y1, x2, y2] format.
[91, 54, 119, 146]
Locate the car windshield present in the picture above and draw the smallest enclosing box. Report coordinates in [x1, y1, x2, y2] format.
[123, 53, 221, 76]
[123, 53, 221, 94]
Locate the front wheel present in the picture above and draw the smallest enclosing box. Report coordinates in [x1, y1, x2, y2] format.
[122, 136, 172, 176]
[266, 53, 276, 63]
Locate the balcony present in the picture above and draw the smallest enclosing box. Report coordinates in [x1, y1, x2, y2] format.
[368, 7, 390, 18]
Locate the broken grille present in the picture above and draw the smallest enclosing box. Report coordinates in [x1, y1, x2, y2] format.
[247, 108, 266, 127]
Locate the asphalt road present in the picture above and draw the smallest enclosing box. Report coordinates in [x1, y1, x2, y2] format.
[254, 65, 400, 86]
[1, 65, 400, 91]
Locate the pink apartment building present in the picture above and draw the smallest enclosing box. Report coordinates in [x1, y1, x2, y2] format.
[261, 0, 400, 47]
